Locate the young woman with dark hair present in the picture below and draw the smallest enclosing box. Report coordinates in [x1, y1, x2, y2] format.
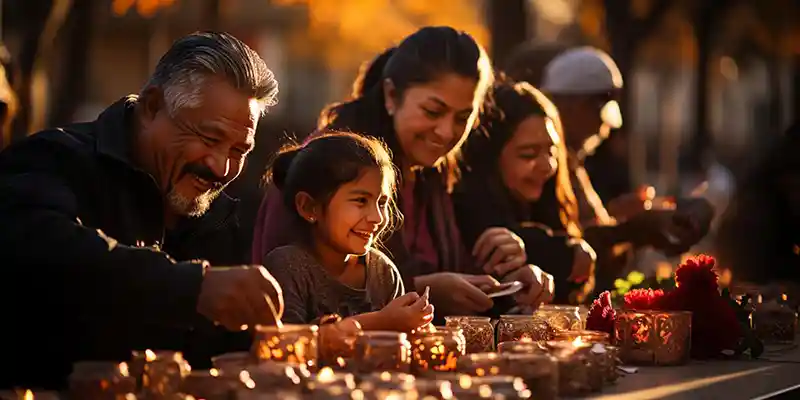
[254, 26, 554, 317]
[455, 79, 596, 304]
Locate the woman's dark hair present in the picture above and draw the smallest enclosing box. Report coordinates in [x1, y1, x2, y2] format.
[463, 77, 581, 238]
[319, 26, 494, 191]
[265, 131, 400, 245]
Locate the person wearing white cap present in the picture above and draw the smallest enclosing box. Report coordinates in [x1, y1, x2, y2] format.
[540, 47, 714, 292]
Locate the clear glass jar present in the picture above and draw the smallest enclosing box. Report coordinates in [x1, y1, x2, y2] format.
[211, 351, 256, 374]
[496, 315, 555, 344]
[358, 372, 417, 400]
[254, 324, 319, 369]
[353, 331, 412, 373]
[505, 354, 558, 400]
[534, 305, 583, 331]
[410, 326, 466, 374]
[180, 369, 236, 400]
[553, 330, 611, 344]
[753, 301, 798, 344]
[497, 340, 547, 354]
[140, 351, 191, 399]
[68, 361, 136, 400]
[238, 362, 311, 392]
[455, 352, 505, 377]
[445, 316, 495, 353]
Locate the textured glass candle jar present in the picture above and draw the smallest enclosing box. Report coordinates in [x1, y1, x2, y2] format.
[534, 305, 583, 331]
[504, 354, 558, 400]
[456, 352, 506, 377]
[614, 310, 692, 365]
[470, 376, 531, 399]
[445, 316, 495, 353]
[546, 341, 592, 396]
[553, 330, 611, 344]
[497, 340, 547, 355]
[254, 324, 319, 369]
[180, 369, 236, 400]
[140, 351, 191, 398]
[410, 326, 466, 374]
[68, 361, 136, 400]
[496, 315, 556, 345]
[753, 302, 798, 344]
[353, 331, 412, 373]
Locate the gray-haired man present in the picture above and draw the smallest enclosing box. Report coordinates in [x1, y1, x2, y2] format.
[0, 32, 282, 389]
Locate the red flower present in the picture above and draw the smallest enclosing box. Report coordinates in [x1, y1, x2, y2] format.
[659, 254, 742, 358]
[623, 288, 665, 310]
[586, 291, 616, 335]
[675, 254, 719, 292]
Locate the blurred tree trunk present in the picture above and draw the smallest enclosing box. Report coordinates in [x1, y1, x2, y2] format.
[48, 0, 91, 126]
[488, 0, 527, 65]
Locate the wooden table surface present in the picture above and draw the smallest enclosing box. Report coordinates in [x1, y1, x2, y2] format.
[579, 344, 800, 400]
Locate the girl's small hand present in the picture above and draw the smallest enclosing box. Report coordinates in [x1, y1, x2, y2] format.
[382, 292, 435, 332]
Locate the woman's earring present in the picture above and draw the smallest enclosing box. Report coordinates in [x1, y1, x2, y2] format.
[308, 217, 316, 223]
[386, 107, 394, 116]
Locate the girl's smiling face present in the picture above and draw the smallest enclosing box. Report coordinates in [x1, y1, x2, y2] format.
[312, 167, 391, 256]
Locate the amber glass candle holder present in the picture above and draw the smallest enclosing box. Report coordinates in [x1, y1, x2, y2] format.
[534, 305, 583, 331]
[496, 315, 556, 344]
[553, 330, 610, 344]
[445, 316, 495, 353]
[68, 361, 136, 399]
[140, 351, 191, 398]
[545, 341, 592, 396]
[470, 376, 531, 399]
[753, 302, 798, 344]
[497, 340, 547, 355]
[614, 309, 692, 366]
[180, 369, 236, 400]
[353, 331, 412, 373]
[254, 324, 319, 369]
[211, 351, 257, 374]
[238, 362, 311, 392]
[455, 352, 506, 377]
[306, 367, 357, 391]
[410, 326, 466, 374]
[504, 353, 558, 400]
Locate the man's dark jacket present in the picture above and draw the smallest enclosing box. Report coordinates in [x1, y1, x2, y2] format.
[0, 97, 251, 389]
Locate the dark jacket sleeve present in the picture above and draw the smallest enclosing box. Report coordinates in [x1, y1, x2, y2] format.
[0, 136, 205, 328]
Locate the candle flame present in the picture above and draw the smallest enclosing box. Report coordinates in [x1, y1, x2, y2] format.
[209, 368, 219, 377]
[144, 349, 156, 362]
[572, 336, 585, 346]
[317, 367, 335, 383]
[23, 390, 33, 400]
[782, 293, 788, 301]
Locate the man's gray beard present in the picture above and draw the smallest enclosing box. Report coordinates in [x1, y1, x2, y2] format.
[167, 188, 222, 218]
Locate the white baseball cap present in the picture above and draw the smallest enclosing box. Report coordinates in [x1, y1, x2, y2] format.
[541, 47, 623, 129]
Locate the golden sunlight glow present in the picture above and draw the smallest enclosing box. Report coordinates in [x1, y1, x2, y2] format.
[273, 0, 489, 70]
[112, 0, 176, 17]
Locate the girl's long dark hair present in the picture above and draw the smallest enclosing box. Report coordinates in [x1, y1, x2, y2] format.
[318, 26, 494, 191]
[462, 77, 582, 238]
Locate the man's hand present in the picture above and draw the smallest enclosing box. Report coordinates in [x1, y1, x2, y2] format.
[567, 238, 597, 283]
[415, 273, 498, 316]
[503, 265, 554, 309]
[197, 266, 284, 331]
[473, 227, 527, 276]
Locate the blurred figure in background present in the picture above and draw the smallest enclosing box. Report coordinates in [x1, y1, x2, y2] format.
[540, 47, 713, 293]
[456, 78, 596, 304]
[716, 120, 800, 304]
[0, 42, 18, 150]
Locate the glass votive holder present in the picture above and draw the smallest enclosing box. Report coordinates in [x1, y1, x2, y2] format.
[614, 309, 692, 366]
[306, 367, 357, 391]
[211, 351, 257, 374]
[318, 319, 362, 369]
[553, 330, 610, 345]
[180, 369, 236, 400]
[497, 340, 547, 355]
[504, 354, 558, 400]
[410, 326, 466, 374]
[68, 361, 136, 399]
[496, 315, 556, 344]
[238, 362, 311, 392]
[140, 351, 191, 398]
[470, 376, 531, 399]
[445, 316, 495, 353]
[534, 305, 583, 331]
[455, 352, 506, 377]
[414, 378, 454, 400]
[254, 324, 319, 369]
[353, 331, 412, 373]
[546, 342, 591, 397]
[358, 371, 417, 400]
[753, 302, 798, 344]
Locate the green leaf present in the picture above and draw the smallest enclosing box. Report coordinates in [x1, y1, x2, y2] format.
[614, 278, 631, 290]
[627, 271, 645, 285]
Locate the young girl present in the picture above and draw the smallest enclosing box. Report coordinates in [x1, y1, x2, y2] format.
[262, 132, 433, 332]
[254, 26, 552, 319]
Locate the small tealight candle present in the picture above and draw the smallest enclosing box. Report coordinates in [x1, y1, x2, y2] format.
[553, 330, 610, 344]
